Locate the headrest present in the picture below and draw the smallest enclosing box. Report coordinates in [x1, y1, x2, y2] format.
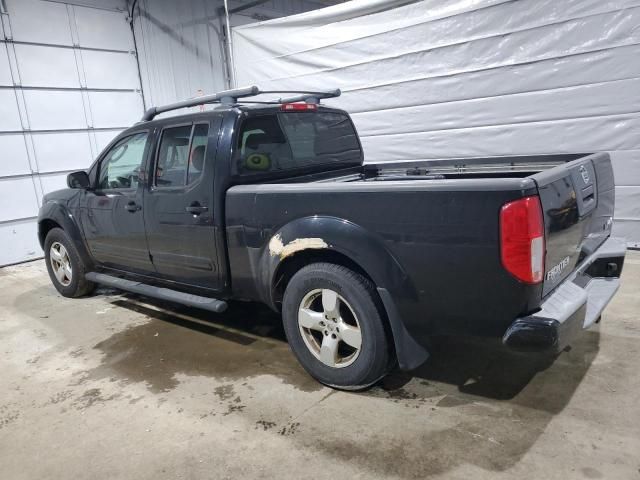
[245, 133, 271, 150]
[191, 145, 205, 171]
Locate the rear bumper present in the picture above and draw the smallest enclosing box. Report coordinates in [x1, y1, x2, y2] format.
[503, 236, 626, 353]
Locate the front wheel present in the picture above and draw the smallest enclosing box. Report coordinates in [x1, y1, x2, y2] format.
[44, 227, 95, 298]
[282, 263, 392, 390]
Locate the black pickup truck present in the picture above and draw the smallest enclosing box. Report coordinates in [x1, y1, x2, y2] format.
[38, 86, 626, 389]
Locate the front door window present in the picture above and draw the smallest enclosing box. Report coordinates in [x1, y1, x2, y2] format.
[97, 132, 149, 190]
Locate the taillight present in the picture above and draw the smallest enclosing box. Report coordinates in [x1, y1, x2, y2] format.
[280, 103, 317, 112]
[500, 196, 545, 284]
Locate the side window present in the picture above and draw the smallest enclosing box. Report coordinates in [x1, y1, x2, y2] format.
[155, 125, 191, 187]
[97, 132, 148, 190]
[155, 123, 209, 187]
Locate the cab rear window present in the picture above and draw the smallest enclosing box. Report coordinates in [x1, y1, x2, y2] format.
[236, 112, 362, 174]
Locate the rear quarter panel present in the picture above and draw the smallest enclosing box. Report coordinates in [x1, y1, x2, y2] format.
[226, 178, 541, 343]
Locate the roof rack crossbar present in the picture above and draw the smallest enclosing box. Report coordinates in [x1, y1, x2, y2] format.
[272, 89, 341, 104]
[140, 86, 341, 121]
[141, 85, 260, 121]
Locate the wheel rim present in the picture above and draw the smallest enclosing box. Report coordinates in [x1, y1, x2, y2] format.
[49, 242, 72, 287]
[298, 288, 362, 368]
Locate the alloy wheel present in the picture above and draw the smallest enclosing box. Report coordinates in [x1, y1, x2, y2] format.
[49, 242, 73, 287]
[298, 288, 362, 368]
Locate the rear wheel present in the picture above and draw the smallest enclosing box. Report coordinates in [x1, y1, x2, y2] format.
[44, 228, 95, 298]
[282, 262, 392, 390]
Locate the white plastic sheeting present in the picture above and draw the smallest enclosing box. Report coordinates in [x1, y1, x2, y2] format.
[233, 0, 640, 246]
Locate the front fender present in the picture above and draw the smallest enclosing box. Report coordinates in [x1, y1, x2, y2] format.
[38, 197, 94, 269]
[260, 216, 428, 370]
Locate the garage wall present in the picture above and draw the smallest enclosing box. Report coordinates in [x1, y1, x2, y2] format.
[0, 0, 143, 265]
[232, 0, 640, 247]
[133, 0, 344, 110]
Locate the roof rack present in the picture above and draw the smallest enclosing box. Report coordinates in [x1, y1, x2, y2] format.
[266, 89, 341, 105]
[140, 86, 341, 121]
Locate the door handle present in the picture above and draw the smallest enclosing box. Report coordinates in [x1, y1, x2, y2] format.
[185, 202, 208, 215]
[125, 201, 142, 212]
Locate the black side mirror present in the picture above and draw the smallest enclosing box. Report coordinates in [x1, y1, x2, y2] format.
[67, 170, 90, 189]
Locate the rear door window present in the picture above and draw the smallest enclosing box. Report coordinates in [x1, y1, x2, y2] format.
[155, 123, 209, 187]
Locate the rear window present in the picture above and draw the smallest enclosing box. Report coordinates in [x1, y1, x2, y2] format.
[236, 112, 362, 174]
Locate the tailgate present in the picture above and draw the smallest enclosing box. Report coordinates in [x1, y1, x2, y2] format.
[531, 153, 615, 297]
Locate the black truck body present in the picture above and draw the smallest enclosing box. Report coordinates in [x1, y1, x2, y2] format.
[38, 89, 626, 387]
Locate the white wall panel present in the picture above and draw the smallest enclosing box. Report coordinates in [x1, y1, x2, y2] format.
[0, 220, 40, 266]
[1, 0, 143, 265]
[81, 50, 139, 89]
[0, 90, 22, 131]
[31, 132, 93, 173]
[74, 6, 132, 51]
[353, 78, 640, 138]
[94, 129, 121, 153]
[0, 135, 31, 177]
[22, 90, 87, 130]
[234, 0, 640, 244]
[14, 44, 80, 88]
[615, 186, 640, 220]
[38, 172, 70, 194]
[5, 0, 73, 45]
[0, 46, 13, 85]
[614, 186, 640, 248]
[0, 177, 40, 221]
[361, 114, 640, 162]
[88, 91, 143, 128]
[337, 44, 640, 115]
[611, 151, 640, 186]
[133, 0, 345, 108]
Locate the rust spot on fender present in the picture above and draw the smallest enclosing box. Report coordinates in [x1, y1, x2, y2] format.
[268, 234, 328, 259]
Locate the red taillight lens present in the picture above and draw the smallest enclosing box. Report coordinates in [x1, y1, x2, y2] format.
[280, 103, 317, 112]
[500, 196, 545, 284]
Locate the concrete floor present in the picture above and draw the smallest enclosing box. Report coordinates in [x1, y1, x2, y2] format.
[1, 255, 639, 480]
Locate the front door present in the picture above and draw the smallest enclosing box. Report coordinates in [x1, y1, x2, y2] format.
[82, 131, 155, 273]
[143, 117, 221, 290]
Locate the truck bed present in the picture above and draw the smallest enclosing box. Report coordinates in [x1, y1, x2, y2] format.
[226, 152, 615, 345]
[313, 153, 587, 182]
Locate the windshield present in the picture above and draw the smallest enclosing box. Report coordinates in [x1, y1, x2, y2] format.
[236, 112, 362, 174]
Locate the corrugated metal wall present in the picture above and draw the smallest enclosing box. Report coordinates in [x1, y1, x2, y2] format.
[0, 0, 143, 265]
[232, 0, 640, 246]
[133, 0, 343, 109]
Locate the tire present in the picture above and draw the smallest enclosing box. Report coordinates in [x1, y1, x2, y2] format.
[282, 262, 392, 390]
[44, 227, 95, 298]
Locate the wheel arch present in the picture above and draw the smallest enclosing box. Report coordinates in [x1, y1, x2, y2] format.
[264, 216, 411, 306]
[263, 216, 428, 370]
[38, 201, 94, 269]
[38, 218, 62, 249]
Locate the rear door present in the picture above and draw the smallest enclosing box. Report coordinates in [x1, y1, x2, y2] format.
[532, 153, 615, 296]
[143, 116, 222, 290]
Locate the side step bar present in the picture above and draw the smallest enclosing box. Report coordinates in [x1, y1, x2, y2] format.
[85, 272, 228, 313]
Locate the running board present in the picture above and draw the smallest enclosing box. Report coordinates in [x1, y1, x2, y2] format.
[85, 272, 228, 313]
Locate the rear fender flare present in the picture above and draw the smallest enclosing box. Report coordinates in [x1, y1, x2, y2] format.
[262, 216, 428, 370]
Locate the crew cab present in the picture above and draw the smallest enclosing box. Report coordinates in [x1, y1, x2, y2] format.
[38, 86, 626, 389]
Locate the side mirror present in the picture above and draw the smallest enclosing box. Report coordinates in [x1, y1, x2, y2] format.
[67, 170, 90, 189]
